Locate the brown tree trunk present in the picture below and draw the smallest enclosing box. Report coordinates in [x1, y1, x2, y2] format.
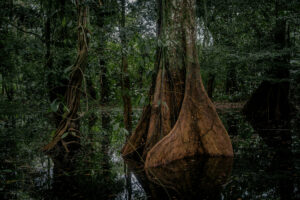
[122, 0, 233, 167]
[43, 0, 89, 154]
[120, 0, 132, 135]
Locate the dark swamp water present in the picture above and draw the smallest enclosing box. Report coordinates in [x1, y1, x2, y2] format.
[1, 111, 300, 200]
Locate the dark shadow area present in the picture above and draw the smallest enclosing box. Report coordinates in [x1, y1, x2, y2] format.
[269, 146, 297, 200]
[225, 127, 299, 200]
[45, 154, 123, 200]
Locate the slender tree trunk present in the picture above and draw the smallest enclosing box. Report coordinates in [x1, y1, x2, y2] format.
[207, 73, 215, 98]
[87, 78, 97, 134]
[120, 0, 132, 135]
[124, 164, 132, 200]
[225, 62, 237, 95]
[203, 0, 215, 99]
[138, 43, 146, 87]
[3, 77, 16, 128]
[45, 0, 59, 127]
[2, 0, 16, 128]
[95, 7, 112, 171]
[88, 1, 114, 174]
[46, 0, 71, 128]
[43, 0, 89, 154]
[122, 0, 233, 167]
[203, 0, 210, 47]
[100, 46, 111, 171]
[45, 1, 52, 77]
[138, 40, 150, 87]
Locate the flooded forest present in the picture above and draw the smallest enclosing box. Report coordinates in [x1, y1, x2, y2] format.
[1, 0, 300, 199]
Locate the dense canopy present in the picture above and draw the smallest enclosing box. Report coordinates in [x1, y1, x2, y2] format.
[0, 0, 299, 199]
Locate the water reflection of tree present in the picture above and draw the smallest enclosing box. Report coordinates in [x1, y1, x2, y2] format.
[49, 123, 122, 200]
[49, 153, 123, 200]
[124, 142, 298, 200]
[125, 157, 233, 200]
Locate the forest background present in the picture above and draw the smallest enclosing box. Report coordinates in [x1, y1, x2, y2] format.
[0, 0, 299, 199]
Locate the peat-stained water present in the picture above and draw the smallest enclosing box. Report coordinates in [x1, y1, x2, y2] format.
[1, 139, 299, 199]
[1, 124, 299, 199]
[124, 147, 300, 200]
[125, 157, 234, 200]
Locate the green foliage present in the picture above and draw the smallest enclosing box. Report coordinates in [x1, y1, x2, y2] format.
[0, 0, 299, 198]
[197, 0, 300, 102]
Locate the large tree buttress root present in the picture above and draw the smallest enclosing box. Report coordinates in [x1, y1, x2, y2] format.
[145, 66, 233, 167]
[121, 67, 185, 160]
[122, 0, 233, 166]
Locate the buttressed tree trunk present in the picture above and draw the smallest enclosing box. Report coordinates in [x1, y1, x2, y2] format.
[122, 0, 233, 167]
[43, 0, 89, 153]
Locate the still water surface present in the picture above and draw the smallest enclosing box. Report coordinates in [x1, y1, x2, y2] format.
[1, 118, 299, 199]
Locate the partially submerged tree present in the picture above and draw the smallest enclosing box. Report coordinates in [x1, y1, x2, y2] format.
[145, 157, 233, 199]
[43, 0, 89, 154]
[122, 0, 233, 167]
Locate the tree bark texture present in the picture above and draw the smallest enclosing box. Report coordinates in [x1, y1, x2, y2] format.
[122, 0, 233, 167]
[43, 0, 89, 153]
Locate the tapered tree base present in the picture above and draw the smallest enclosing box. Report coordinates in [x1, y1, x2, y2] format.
[122, 0, 233, 167]
[145, 68, 233, 168]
